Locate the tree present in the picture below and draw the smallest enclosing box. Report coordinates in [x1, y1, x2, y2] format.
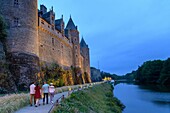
[0, 15, 7, 41]
[159, 58, 170, 85]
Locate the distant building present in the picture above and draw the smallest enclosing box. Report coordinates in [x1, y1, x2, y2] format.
[91, 67, 102, 82]
[0, 0, 91, 85]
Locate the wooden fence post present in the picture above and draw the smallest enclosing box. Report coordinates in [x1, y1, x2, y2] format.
[62, 95, 65, 101]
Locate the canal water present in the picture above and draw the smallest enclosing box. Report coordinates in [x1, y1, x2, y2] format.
[114, 83, 170, 113]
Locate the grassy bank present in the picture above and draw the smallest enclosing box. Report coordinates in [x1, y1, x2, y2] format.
[0, 93, 29, 113]
[53, 83, 124, 113]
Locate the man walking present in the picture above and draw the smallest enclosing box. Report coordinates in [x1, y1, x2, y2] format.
[30, 82, 36, 106]
[42, 81, 49, 105]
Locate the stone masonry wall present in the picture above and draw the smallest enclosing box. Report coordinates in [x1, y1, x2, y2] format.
[0, 0, 39, 90]
[38, 18, 73, 67]
[0, 0, 39, 55]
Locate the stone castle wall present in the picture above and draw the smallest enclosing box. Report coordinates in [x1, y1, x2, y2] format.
[0, 0, 91, 88]
[38, 17, 73, 67]
[0, 0, 40, 87]
[0, 0, 39, 56]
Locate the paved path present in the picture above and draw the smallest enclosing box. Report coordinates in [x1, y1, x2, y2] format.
[15, 91, 69, 113]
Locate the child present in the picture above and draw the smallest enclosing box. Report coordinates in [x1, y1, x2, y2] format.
[49, 83, 55, 104]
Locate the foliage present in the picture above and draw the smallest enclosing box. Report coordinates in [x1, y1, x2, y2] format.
[71, 67, 83, 85]
[0, 62, 17, 93]
[136, 60, 164, 83]
[0, 93, 29, 113]
[126, 58, 170, 85]
[53, 83, 124, 113]
[40, 64, 74, 87]
[39, 63, 90, 87]
[101, 71, 119, 80]
[84, 72, 91, 83]
[158, 58, 170, 85]
[0, 15, 7, 41]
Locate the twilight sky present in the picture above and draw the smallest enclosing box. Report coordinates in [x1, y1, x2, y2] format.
[38, 0, 170, 75]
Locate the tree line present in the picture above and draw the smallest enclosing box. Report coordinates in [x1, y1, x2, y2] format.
[125, 58, 170, 85]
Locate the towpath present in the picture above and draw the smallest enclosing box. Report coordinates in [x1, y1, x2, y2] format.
[15, 91, 69, 113]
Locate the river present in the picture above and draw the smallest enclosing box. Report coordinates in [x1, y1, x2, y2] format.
[114, 83, 170, 113]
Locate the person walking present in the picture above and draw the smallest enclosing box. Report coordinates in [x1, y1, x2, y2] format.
[49, 83, 55, 104]
[29, 82, 36, 106]
[34, 83, 41, 107]
[42, 81, 49, 105]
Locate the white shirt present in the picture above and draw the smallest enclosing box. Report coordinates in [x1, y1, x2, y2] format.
[49, 86, 55, 93]
[30, 84, 36, 94]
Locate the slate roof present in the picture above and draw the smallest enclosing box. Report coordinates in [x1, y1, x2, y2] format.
[80, 38, 88, 48]
[66, 16, 77, 30]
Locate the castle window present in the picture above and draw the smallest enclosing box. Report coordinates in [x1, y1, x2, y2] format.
[52, 38, 54, 46]
[52, 17, 54, 21]
[61, 43, 63, 48]
[41, 20, 44, 24]
[69, 51, 71, 57]
[14, 0, 19, 6]
[52, 26, 54, 30]
[14, 17, 19, 27]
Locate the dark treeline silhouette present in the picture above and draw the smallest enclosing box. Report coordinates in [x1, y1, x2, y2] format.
[124, 58, 170, 85]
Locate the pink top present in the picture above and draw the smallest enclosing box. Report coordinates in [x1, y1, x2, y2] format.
[49, 86, 55, 93]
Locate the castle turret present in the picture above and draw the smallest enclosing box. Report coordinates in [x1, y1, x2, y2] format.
[0, 0, 39, 88]
[41, 6, 55, 30]
[0, 0, 39, 55]
[65, 16, 80, 67]
[55, 15, 65, 35]
[40, 5, 47, 15]
[80, 37, 91, 81]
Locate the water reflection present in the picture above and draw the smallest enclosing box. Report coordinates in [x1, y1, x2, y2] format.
[114, 83, 170, 113]
[153, 100, 170, 106]
[138, 84, 170, 92]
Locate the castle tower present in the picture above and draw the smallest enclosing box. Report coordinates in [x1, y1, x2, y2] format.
[55, 15, 65, 35]
[0, 0, 39, 55]
[41, 6, 55, 30]
[0, 0, 39, 88]
[40, 4, 47, 15]
[65, 16, 80, 67]
[80, 37, 91, 80]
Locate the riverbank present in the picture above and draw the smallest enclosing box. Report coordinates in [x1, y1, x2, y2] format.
[52, 83, 124, 113]
[0, 83, 101, 113]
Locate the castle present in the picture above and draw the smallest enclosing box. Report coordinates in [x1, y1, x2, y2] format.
[0, 0, 91, 85]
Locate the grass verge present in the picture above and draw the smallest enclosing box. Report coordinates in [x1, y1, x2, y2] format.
[52, 83, 125, 113]
[0, 93, 29, 113]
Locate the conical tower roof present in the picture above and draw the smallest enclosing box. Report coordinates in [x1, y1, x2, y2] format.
[80, 37, 88, 48]
[66, 16, 77, 30]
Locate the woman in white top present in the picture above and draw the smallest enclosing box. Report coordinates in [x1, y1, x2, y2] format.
[49, 83, 55, 104]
